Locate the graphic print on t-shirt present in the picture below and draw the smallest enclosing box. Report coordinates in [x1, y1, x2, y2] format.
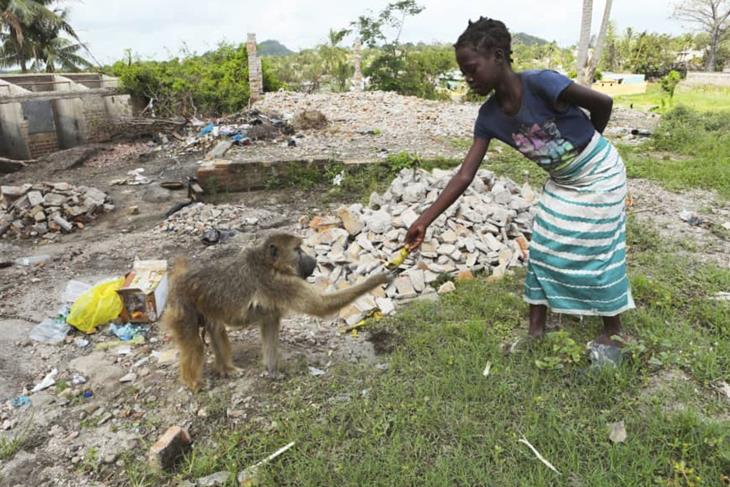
[511, 119, 578, 167]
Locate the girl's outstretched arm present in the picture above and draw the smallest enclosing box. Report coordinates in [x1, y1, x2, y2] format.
[405, 137, 489, 249]
[559, 83, 613, 134]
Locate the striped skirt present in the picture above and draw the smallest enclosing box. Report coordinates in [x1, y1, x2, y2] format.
[523, 132, 635, 316]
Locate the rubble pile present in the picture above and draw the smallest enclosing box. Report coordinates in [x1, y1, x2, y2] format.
[303, 167, 538, 326]
[155, 202, 282, 237]
[0, 183, 113, 239]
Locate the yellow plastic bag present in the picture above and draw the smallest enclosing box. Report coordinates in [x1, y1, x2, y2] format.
[66, 277, 125, 334]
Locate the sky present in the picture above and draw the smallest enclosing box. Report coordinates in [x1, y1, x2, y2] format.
[67, 0, 689, 64]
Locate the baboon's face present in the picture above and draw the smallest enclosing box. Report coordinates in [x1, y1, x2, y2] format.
[267, 234, 317, 279]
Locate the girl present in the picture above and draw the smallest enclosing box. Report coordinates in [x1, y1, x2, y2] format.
[405, 17, 635, 349]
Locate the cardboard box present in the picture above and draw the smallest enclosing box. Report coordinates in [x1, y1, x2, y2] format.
[117, 260, 169, 323]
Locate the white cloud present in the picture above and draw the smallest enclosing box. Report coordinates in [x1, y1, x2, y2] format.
[67, 0, 685, 64]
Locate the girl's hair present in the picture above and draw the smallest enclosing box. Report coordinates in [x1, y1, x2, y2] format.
[454, 17, 513, 64]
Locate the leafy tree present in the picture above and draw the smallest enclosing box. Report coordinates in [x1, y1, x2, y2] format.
[0, 0, 81, 72]
[660, 70, 682, 99]
[0, 7, 91, 71]
[673, 0, 730, 71]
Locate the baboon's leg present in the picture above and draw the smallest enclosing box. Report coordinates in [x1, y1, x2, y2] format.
[208, 323, 237, 377]
[176, 317, 205, 392]
[260, 315, 281, 375]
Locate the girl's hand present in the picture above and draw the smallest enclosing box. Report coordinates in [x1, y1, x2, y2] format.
[405, 218, 428, 250]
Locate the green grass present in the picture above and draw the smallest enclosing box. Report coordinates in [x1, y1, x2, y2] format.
[128, 219, 730, 487]
[621, 106, 730, 199]
[615, 83, 730, 114]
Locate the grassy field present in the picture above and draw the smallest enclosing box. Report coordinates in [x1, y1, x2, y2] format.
[127, 220, 730, 487]
[615, 83, 730, 114]
[123, 85, 730, 487]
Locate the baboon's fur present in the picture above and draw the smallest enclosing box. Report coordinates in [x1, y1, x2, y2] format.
[163, 233, 391, 391]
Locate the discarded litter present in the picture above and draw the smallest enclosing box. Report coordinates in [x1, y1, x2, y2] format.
[10, 396, 31, 408]
[110, 323, 145, 341]
[679, 210, 703, 226]
[308, 366, 326, 377]
[14, 254, 51, 266]
[31, 368, 58, 393]
[74, 337, 89, 348]
[482, 361, 492, 377]
[29, 316, 71, 344]
[82, 390, 93, 399]
[519, 436, 560, 475]
[201, 228, 235, 246]
[117, 260, 169, 323]
[588, 342, 622, 368]
[72, 373, 87, 385]
[238, 441, 296, 487]
[63, 280, 92, 303]
[608, 420, 627, 443]
[67, 277, 125, 334]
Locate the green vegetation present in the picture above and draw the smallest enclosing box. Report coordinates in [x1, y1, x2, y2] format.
[621, 106, 730, 199]
[0, 0, 91, 72]
[108, 43, 282, 117]
[615, 83, 730, 113]
[127, 219, 729, 486]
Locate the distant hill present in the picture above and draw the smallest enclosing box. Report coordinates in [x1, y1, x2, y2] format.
[513, 32, 550, 46]
[257, 40, 294, 57]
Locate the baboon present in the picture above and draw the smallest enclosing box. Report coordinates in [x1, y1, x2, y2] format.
[163, 232, 392, 391]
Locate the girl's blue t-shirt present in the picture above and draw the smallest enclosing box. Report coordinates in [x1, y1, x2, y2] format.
[473, 70, 595, 168]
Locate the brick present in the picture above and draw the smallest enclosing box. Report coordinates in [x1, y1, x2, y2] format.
[148, 426, 192, 471]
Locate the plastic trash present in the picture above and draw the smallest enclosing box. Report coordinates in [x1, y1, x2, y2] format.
[31, 368, 58, 392]
[10, 396, 31, 408]
[67, 277, 125, 334]
[72, 373, 87, 385]
[63, 280, 92, 303]
[589, 342, 622, 368]
[14, 255, 51, 266]
[109, 323, 145, 341]
[29, 318, 71, 344]
[82, 390, 93, 399]
[197, 122, 215, 137]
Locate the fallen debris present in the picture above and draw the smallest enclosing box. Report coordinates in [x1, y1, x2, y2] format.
[299, 167, 535, 324]
[237, 441, 296, 486]
[608, 421, 627, 444]
[0, 182, 113, 239]
[518, 436, 560, 475]
[148, 425, 192, 471]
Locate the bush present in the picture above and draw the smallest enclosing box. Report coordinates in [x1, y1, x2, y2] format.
[109, 43, 282, 117]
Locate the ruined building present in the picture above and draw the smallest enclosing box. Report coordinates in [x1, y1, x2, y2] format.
[0, 73, 133, 160]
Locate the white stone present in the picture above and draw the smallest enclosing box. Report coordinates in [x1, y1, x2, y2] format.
[400, 208, 419, 228]
[364, 210, 391, 234]
[405, 269, 426, 292]
[438, 281, 456, 294]
[376, 297, 395, 315]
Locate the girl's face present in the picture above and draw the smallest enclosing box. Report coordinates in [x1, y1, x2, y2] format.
[455, 46, 504, 96]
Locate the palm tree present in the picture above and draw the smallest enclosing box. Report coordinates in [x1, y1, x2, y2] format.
[576, 0, 593, 84]
[585, 0, 613, 81]
[0, 0, 80, 72]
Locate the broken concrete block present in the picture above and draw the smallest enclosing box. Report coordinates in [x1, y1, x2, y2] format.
[437, 244, 456, 256]
[52, 214, 73, 232]
[394, 275, 416, 299]
[42, 193, 67, 207]
[440, 229, 457, 243]
[354, 295, 378, 314]
[437, 281, 456, 294]
[400, 208, 419, 229]
[205, 140, 233, 160]
[26, 191, 44, 207]
[336, 206, 364, 236]
[402, 182, 426, 204]
[364, 210, 391, 234]
[405, 269, 426, 293]
[376, 297, 395, 315]
[148, 425, 192, 471]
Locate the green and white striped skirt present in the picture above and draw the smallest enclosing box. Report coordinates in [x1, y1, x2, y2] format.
[523, 132, 635, 316]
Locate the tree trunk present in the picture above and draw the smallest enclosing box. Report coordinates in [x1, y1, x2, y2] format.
[576, 0, 594, 85]
[585, 0, 613, 82]
[706, 28, 719, 71]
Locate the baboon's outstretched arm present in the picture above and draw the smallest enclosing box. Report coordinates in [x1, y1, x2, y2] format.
[288, 273, 390, 317]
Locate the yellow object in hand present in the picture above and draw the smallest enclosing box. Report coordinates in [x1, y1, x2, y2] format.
[385, 246, 411, 270]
